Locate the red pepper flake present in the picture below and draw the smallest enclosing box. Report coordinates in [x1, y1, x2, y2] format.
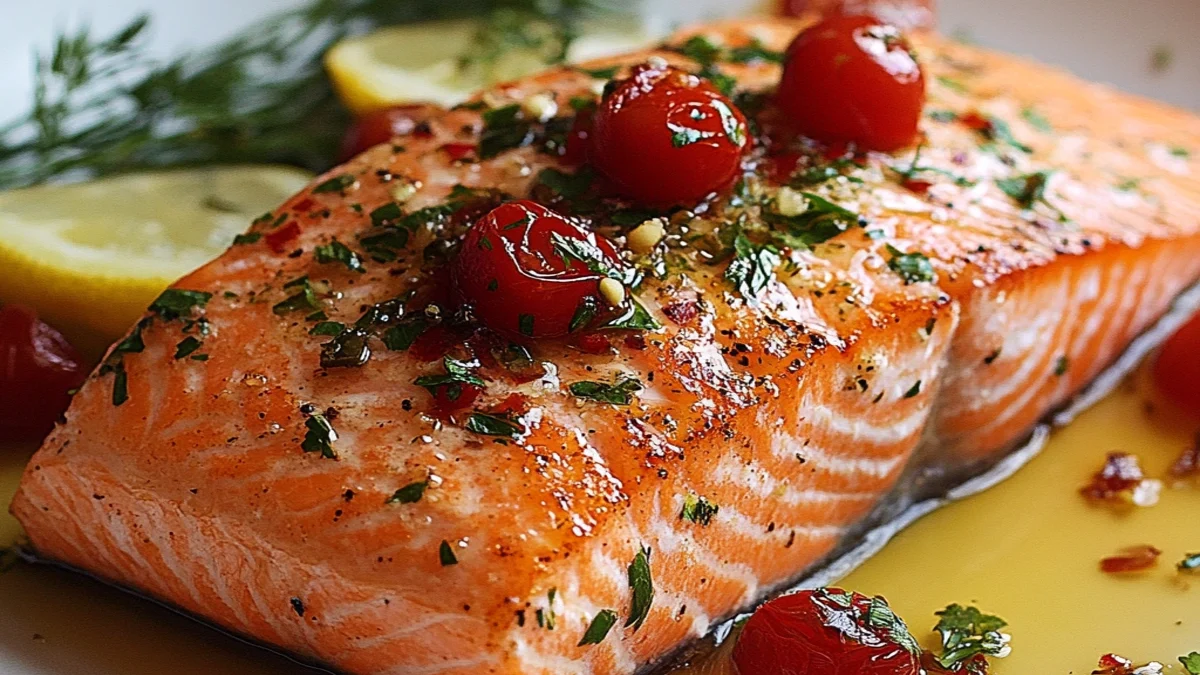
[1080, 452, 1161, 507]
[1169, 432, 1200, 478]
[573, 333, 612, 355]
[662, 300, 699, 326]
[292, 197, 315, 213]
[1099, 545, 1161, 574]
[441, 143, 476, 161]
[959, 111, 992, 133]
[1092, 653, 1165, 674]
[264, 221, 301, 254]
[902, 178, 933, 195]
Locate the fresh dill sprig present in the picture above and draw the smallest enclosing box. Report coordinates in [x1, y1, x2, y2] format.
[0, 0, 609, 190]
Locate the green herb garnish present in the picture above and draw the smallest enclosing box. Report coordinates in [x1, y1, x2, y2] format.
[313, 174, 356, 194]
[886, 245, 936, 284]
[933, 604, 1011, 670]
[578, 609, 618, 646]
[1054, 355, 1069, 376]
[314, 238, 365, 273]
[174, 336, 204, 360]
[439, 540, 458, 566]
[537, 166, 593, 199]
[465, 412, 523, 438]
[600, 297, 660, 331]
[904, 381, 922, 398]
[728, 39, 784, 64]
[1021, 106, 1053, 132]
[1180, 652, 1200, 675]
[309, 321, 345, 336]
[625, 546, 654, 631]
[680, 494, 718, 526]
[997, 171, 1053, 210]
[233, 232, 263, 245]
[382, 317, 428, 351]
[301, 413, 337, 459]
[725, 232, 780, 302]
[414, 357, 485, 399]
[273, 277, 322, 315]
[387, 481, 427, 504]
[150, 289, 212, 320]
[569, 376, 643, 405]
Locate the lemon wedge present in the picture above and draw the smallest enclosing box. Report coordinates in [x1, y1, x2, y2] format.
[0, 165, 311, 352]
[325, 19, 654, 115]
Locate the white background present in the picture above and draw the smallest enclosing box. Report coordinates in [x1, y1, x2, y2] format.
[0, 0, 1197, 129]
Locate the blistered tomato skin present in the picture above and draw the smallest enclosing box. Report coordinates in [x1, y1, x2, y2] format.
[590, 63, 749, 206]
[338, 103, 442, 161]
[452, 201, 626, 340]
[732, 588, 922, 675]
[0, 305, 88, 442]
[1153, 310, 1200, 413]
[778, 16, 925, 151]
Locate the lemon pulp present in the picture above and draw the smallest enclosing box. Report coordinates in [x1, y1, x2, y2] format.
[0, 166, 311, 353]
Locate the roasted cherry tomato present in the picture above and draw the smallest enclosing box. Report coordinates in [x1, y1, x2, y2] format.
[338, 103, 442, 162]
[778, 16, 925, 151]
[590, 63, 749, 206]
[1154, 310, 1200, 414]
[0, 305, 87, 441]
[732, 588, 922, 675]
[452, 201, 625, 339]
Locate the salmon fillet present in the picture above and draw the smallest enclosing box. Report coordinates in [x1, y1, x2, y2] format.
[11, 17, 1200, 675]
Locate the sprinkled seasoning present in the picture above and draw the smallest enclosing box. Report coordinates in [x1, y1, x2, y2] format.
[578, 609, 618, 646]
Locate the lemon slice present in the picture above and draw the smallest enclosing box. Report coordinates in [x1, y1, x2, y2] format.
[0, 165, 312, 352]
[325, 19, 654, 115]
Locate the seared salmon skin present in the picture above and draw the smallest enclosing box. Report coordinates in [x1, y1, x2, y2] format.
[12, 17, 1200, 675]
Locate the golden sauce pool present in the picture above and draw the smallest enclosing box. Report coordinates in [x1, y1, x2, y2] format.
[2, 374, 1198, 674]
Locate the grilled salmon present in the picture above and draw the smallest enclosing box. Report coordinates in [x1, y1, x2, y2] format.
[11, 16, 1200, 675]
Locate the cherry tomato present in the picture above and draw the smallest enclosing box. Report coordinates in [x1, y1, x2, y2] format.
[0, 305, 88, 441]
[452, 201, 626, 339]
[732, 588, 922, 675]
[337, 104, 442, 162]
[590, 63, 749, 206]
[1154, 310, 1200, 413]
[777, 16, 925, 151]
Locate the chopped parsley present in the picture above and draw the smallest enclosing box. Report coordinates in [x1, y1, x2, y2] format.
[465, 412, 522, 438]
[439, 540, 458, 566]
[300, 413, 337, 459]
[766, 192, 861, 248]
[997, 171, 1055, 210]
[979, 115, 1032, 154]
[537, 167, 594, 200]
[570, 297, 598, 333]
[904, 381, 922, 398]
[1055, 355, 1069, 376]
[414, 357, 485, 399]
[725, 232, 780, 303]
[110, 363, 129, 406]
[320, 327, 371, 368]
[232, 232, 262, 245]
[815, 589, 920, 654]
[1180, 653, 1200, 675]
[550, 231, 638, 286]
[1021, 106, 1053, 133]
[314, 239, 365, 273]
[936, 75, 968, 93]
[569, 376, 643, 405]
[273, 277, 321, 315]
[173, 336, 204, 360]
[625, 546, 654, 632]
[150, 289, 212, 320]
[886, 245, 936, 284]
[680, 494, 718, 526]
[312, 174, 356, 194]
[382, 316, 428, 351]
[1171, 146, 1191, 159]
[675, 35, 721, 65]
[932, 604, 1011, 670]
[309, 321, 345, 336]
[669, 124, 705, 148]
[728, 39, 784, 64]
[536, 588, 557, 630]
[577, 65, 618, 79]
[387, 481, 427, 504]
[600, 296, 660, 331]
[480, 103, 536, 158]
[578, 609, 618, 646]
